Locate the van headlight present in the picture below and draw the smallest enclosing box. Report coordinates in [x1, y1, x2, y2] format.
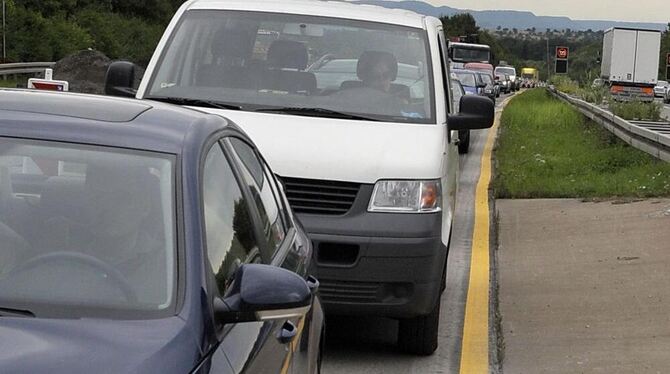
[368, 180, 441, 213]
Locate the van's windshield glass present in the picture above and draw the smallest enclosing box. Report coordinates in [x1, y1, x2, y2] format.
[146, 10, 435, 124]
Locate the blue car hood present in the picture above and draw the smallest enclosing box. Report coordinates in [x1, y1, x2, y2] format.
[0, 317, 199, 373]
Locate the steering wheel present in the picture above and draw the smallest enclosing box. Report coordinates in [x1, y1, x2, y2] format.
[13, 251, 138, 303]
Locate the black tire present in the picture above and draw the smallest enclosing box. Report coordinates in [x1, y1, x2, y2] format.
[458, 130, 470, 154]
[397, 300, 441, 355]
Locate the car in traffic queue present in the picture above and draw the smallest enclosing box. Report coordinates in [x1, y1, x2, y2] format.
[450, 76, 470, 154]
[0, 89, 324, 373]
[475, 71, 497, 103]
[495, 65, 518, 91]
[654, 80, 669, 98]
[105, 0, 495, 355]
[464, 62, 499, 97]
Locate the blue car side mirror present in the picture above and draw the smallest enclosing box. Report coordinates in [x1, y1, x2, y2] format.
[214, 264, 313, 324]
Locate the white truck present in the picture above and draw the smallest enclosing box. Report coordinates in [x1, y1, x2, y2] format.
[601, 27, 661, 102]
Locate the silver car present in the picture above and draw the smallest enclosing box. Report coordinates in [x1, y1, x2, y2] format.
[654, 80, 669, 98]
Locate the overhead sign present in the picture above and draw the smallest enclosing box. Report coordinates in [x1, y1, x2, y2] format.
[556, 47, 569, 60]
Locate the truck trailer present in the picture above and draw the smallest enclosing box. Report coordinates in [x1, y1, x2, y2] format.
[601, 27, 661, 102]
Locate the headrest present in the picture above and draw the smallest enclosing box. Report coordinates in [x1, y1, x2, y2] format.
[357, 51, 398, 82]
[211, 27, 249, 61]
[267, 40, 309, 70]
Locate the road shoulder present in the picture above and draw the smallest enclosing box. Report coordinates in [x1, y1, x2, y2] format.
[497, 198, 670, 373]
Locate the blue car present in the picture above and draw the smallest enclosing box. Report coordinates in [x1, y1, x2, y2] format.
[452, 69, 485, 96]
[0, 89, 323, 373]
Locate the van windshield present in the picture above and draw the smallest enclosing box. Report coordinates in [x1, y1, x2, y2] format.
[146, 10, 435, 124]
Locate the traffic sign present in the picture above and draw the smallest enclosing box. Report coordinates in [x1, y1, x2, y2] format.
[28, 78, 69, 91]
[666, 53, 670, 66]
[556, 47, 569, 60]
[555, 59, 568, 74]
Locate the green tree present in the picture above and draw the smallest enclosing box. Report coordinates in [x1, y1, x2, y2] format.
[440, 13, 479, 39]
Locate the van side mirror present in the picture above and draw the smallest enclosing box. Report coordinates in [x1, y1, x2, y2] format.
[105, 61, 137, 98]
[448, 95, 494, 130]
[213, 264, 312, 324]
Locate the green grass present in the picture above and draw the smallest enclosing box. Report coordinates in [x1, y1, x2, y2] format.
[494, 89, 670, 198]
[610, 100, 663, 121]
[0, 78, 21, 88]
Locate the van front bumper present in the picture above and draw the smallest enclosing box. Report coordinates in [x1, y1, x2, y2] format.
[297, 191, 448, 319]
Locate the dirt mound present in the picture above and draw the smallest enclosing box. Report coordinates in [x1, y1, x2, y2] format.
[53, 50, 144, 94]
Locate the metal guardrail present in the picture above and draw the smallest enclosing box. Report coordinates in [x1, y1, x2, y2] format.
[0, 62, 55, 76]
[549, 88, 670, 162]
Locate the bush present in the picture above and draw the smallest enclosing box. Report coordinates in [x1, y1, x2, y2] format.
[550, 75, 580, 95]
[577, 86, 608, 105]
[610, 100, 662, 121]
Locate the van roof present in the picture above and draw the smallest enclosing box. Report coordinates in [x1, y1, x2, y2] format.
[187, 0, 429, 29]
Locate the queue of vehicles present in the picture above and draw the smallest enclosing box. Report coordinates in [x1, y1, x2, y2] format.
[0, 0, 496, 371]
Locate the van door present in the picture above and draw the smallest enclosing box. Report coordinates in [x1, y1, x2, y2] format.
[437, 28, 459, 229]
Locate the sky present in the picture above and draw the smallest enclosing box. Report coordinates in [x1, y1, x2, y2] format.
[420, 0, 669, 23]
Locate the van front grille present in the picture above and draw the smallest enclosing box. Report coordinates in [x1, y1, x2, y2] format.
[280, 177, 360, 215]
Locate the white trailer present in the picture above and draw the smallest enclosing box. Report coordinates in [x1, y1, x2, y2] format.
[601, 27, 661, 101]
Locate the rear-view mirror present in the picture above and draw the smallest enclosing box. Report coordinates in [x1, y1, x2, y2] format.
[448, 95, 495, 131]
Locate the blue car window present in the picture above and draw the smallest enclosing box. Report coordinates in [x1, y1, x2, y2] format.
[227, 138, 286, 257]
[202, 143, 260, 295]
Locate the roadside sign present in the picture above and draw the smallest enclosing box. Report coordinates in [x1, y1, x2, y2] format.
[666, 53, 670, 66]
[555, 59, 568, 74]
[28, 78, 69, 91]
[556, 47, 569, 60]
[27, 68, 69, 91]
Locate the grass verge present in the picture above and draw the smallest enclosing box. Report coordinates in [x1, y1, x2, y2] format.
[494, 89, 670, 198]
[0, 78, 22, 88]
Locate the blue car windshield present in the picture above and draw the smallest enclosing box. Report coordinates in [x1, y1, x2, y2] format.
[0, 138, 176, 319]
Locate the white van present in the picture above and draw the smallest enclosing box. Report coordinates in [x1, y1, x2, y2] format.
[106, 0, 493, 355]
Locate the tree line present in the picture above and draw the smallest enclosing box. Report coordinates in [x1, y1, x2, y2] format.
[1, 0, 185, 65]
[2, 2, 668, 83]
[441, 14, 670, 84]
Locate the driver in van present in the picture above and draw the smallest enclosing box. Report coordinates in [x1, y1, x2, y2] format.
[357, 50, 398, 93]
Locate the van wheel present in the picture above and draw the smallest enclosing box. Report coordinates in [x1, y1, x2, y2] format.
[397, 301, 440, 355]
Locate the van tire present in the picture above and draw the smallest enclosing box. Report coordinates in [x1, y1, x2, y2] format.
[458, 130, 470, 154]
[397, 301, 440, 355]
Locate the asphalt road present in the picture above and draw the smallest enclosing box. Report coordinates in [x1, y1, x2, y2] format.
[321, 94, 511, 374]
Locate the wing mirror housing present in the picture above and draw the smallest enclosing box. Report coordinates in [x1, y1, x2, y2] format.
[214, 264, 312, 324]
[105, 61, 137, 98]
[448, 95, 495, 131]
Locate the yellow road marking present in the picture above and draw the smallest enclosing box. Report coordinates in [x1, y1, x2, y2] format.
[459, 97, 512, 373]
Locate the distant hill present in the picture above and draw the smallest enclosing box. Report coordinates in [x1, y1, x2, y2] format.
[350, 0, 667, 32]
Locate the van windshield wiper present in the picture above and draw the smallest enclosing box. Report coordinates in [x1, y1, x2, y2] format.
[148, 97, 243, 111]
[0, 306, 36, 318]
[255, 107, 381, 121]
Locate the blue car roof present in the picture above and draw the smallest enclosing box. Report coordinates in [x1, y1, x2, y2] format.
[0, 89, 232, 155]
